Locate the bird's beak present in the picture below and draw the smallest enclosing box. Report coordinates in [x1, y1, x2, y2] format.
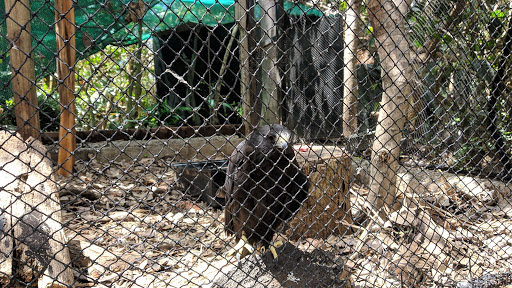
[275, 135, 289, 150]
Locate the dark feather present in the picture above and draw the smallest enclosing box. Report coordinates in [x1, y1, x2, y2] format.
[224, 124, 309, 249]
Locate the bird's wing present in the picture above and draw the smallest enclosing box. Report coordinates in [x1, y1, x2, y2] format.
[224, 140, 255, 235]
[285, 159, 309, 214]
[224, 140, 248, 200]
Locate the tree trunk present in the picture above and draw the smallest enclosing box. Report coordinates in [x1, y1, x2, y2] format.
[4, 0, 41, 140]
[367, 0, 413, 215]
[0, 132, 73, 287]
[342, 0, 362, 137]
[288, 152, 353, 239]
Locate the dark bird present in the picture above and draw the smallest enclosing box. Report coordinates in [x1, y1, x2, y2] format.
[223, 124, 309, 259]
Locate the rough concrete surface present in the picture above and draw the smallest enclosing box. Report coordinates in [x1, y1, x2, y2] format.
[46, 135, 244, 163]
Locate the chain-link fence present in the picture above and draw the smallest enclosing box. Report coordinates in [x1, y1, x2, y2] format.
[1, 0, 512, 286]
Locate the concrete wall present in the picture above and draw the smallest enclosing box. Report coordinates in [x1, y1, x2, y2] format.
[46, 135, 244, 164]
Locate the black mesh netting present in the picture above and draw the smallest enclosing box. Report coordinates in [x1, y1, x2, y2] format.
[285, 15, 345, 139]
[1, 0, 512, 287]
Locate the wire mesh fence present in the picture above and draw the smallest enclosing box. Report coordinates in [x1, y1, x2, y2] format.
[0, 0, 512, 287]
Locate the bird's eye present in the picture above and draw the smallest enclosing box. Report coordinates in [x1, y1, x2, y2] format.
[268, 135, 277, 142]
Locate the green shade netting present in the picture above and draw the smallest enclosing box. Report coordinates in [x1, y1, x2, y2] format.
[0, 0, 322, 100]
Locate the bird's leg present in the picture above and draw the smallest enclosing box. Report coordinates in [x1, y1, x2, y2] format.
[226, 234, 254, 258]
[261, 240, 284, 259]
[270, 240, 284, 259]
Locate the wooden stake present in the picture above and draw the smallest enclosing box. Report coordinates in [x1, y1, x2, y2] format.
[55, 0, 77, 177]
[342, 0, 361, 137]
[236, 0, 258, 135]
[259, 0, 281, 125]
[4, 0, 41, 140]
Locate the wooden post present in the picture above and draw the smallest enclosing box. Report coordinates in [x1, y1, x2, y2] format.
[236, 0, 258, 135]
[4, 0, 41, 140]
[342, 0, 361, 137]
[259, 0, 281, 125]
[55, 0, 77, 177]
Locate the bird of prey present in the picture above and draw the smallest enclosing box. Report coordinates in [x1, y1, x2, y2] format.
[223, 124, 309, 259]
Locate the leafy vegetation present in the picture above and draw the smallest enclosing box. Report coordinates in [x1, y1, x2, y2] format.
[0, 93, 60, 132]
[74, 43, 156, 130]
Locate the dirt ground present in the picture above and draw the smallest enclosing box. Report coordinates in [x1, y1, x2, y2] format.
[55, 155, 512, 287]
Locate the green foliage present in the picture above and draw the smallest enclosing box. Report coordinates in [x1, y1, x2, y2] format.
[0, 99, 16, 130]
[140, 100, 194, 127]
[338, 1, 347, 11]
[0, 36, 241, 131]
[489, 10, 505, 38]
[224, 102, 242, 117]
[452, 137, 491, 170]
[74, 43, 155, 130]
[38, 95, 61, 131]
[0, 93, 60, 132]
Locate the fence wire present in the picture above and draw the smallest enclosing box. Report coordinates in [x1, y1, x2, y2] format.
[1, 0, 512, 287]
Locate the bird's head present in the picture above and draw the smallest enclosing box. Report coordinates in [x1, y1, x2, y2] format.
[250, 124, 293, 153]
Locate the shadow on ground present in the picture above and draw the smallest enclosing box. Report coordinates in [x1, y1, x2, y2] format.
[211, 242, 349, 288]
